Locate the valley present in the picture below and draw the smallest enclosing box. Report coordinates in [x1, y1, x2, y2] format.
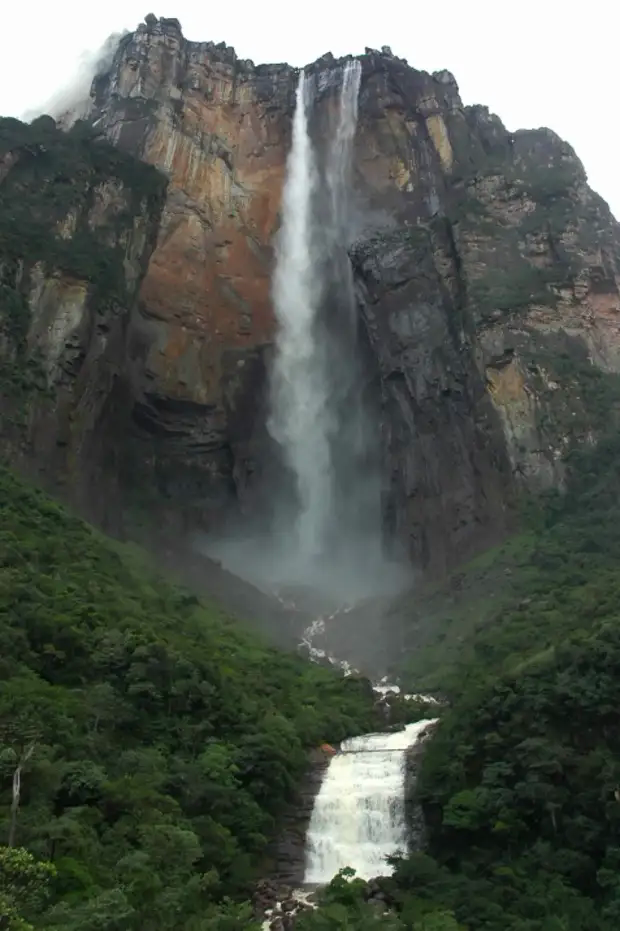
[2, 13, 620, 931]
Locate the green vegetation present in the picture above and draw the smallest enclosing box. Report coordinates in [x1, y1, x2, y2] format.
[0, 466, 377, 929]
[384, 425, 620, 928]
[468, 262, 558, 317]
[292, 868, 461, 930]
[513, 161, 584, 206]
[0, 116, 165, 311]
[0, 846, 56, 930]
[531, 344, 620, 439]
[0, 116, 165, 420]
[0, 285, 49, 406]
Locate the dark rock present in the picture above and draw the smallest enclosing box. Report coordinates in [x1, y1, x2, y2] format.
[159, 17, 182, 31]
[265, 749, 330, 885]
[352, 223, 515, 577]
[404, 721, 438, 849]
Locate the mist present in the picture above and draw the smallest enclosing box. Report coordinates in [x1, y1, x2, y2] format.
[21, 32, 125, 124]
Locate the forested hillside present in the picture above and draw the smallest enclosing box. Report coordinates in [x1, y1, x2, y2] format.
[381, 432, 620, 929]
[286, 434, 620, 930]
[0, 467, 376, 929]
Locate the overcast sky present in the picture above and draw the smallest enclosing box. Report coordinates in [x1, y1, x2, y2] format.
[2, 2, 619, 216]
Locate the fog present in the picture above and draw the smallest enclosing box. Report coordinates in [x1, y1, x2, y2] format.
[22, 32, 125, 124]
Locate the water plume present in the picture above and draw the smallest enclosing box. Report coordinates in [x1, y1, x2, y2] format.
[268, 69, 332, 564]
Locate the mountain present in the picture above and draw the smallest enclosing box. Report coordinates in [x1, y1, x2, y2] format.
[5, 14, 620, 931]
[2, 15, 620, 579]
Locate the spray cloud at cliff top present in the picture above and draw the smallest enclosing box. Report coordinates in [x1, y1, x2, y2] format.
[205, 62, 407, 605]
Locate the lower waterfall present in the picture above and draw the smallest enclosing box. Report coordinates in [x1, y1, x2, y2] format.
[303, 718, 438, 883]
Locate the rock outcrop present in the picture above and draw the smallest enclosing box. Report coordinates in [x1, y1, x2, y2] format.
[0, 114, 165, 531]
[266, 747, 332, 886]
[3, 15, 620, 576]
[349, 60, 620, 571]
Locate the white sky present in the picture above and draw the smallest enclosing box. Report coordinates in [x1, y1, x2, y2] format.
[2, 1, 619, 217]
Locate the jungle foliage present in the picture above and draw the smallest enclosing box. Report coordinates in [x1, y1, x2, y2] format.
[386, 429, 620, 929]
[0, 466, 377, 929]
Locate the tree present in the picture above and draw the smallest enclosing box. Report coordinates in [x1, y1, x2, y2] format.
[0, 845, 55, 930]
[45, 888, 135, 931]
[413, 913, 462, 931]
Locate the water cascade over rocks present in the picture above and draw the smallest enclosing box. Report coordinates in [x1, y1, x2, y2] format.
[304, 720, 439, 883]
[221, 64, 436, 916]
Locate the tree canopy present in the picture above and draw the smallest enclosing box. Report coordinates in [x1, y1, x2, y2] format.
[0, 466, 377, 929]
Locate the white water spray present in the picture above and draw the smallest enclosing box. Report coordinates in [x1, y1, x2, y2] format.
[304, 719, 438, 883]
[208, 60, 407, 604]
[322, 61, 375, 531]
[268, 62, 365, 569]
[269, 70, 333, 562]
[326, 61, 361, 253]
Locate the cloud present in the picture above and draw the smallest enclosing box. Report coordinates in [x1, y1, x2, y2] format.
[22, 32, 126, 124]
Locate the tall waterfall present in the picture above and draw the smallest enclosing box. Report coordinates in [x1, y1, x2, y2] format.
[320, 61, 378, 555]
[268, 62, 369, 576]
[206, 59, 406, 606]
[304, 720, 437, 883]
[268, 70, 330, 561]
[326, 60, 361, 265]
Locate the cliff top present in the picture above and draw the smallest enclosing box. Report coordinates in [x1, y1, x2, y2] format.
[128, 13, 461, 91]
[105, 14, 578, 156]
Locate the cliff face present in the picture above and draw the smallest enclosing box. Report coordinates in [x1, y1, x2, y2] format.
[87, 17, 295, 527]
[0, 115, 166, 530]
[349, 56, 620, 569]
[3, 16, 620, 574]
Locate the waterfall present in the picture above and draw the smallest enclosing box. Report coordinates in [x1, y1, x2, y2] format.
[326, 60, 361, 263]
[208, 58, 406, 607]
[268, 61, 380, 588]
[320, 61, 382, 559]
[303, 719, 438, 883]
[268, 69, 333, 562]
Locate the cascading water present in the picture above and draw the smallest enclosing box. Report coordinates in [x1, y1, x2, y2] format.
[325, 60, 361, 282]
[268, 70, 332, 562]
[204, 63, 433, 914]
[304, 719, 438, 883]
[206, 59, 407, 605]
[320, 60, 379, 553]
[266, 60, 389, 597]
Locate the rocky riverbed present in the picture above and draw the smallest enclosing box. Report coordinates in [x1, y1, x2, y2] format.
[255, 876, 404, 928]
